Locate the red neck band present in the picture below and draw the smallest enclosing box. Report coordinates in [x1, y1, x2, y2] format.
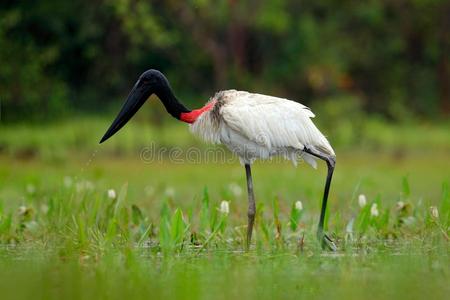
[179, 101, 215, 124]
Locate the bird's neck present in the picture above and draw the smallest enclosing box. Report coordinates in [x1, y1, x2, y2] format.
[155, 83, 191, 120]
[154, 77, 214, 124]
[179, 101, 215, 124]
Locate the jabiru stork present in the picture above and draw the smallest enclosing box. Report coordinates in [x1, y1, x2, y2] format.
[100, 69, 337, 251]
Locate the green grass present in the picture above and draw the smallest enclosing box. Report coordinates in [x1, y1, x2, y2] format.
[0, 118, 449, 299]
[1, 115, 449, 161]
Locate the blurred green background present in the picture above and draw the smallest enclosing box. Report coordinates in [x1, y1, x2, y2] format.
[0, 3, 449, 299]
[1, 0, 449, 124]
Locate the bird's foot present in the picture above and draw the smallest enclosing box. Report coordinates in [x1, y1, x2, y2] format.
[322, 234, 337, 251]
[318, 232, 337, 252]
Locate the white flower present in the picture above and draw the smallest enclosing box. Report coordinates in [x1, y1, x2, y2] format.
[370, 203, 379, 217]
[358, 194, 367, 208]
[396, 201, 405, 210]
[18, 205, 28, 215]
[63, 176, 73, 188]
[164, 187, 175, 197]
[229, 183, 242, 197]
[403, 216, 416, 226]
[429, 206, 439, 219]
[25, 220, 39, 232]
[219, 200, 230, 214]
[107, 189, 116, 199]
[295, 200, 303, 211]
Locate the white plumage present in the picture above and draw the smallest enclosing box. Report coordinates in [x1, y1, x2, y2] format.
[190, 90, 335, 167]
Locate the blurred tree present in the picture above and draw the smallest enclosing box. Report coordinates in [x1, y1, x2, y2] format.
[0, 7, 68, 121]
[0, 0, 448, 122]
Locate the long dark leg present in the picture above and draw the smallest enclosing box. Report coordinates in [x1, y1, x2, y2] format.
[303, 146, 337, 251]
[245, 164, 256, 249]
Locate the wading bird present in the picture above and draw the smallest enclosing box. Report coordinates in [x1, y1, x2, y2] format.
[100, 70, 336, 250]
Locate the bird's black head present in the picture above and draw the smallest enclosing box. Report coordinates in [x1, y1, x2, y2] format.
[138, 69, 169, 90]
[99, 69, 190, 144]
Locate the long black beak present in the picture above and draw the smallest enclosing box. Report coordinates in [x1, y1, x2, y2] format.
[99, 80, 152, 143]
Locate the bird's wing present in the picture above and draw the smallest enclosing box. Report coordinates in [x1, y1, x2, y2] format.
[220, 91, 334, 156]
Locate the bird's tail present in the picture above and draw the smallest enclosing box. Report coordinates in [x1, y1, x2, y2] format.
[300, 122, 335, 168]
[304, 120, 335, 157]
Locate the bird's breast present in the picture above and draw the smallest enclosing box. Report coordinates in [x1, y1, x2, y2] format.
[187, 100, 222, 144]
